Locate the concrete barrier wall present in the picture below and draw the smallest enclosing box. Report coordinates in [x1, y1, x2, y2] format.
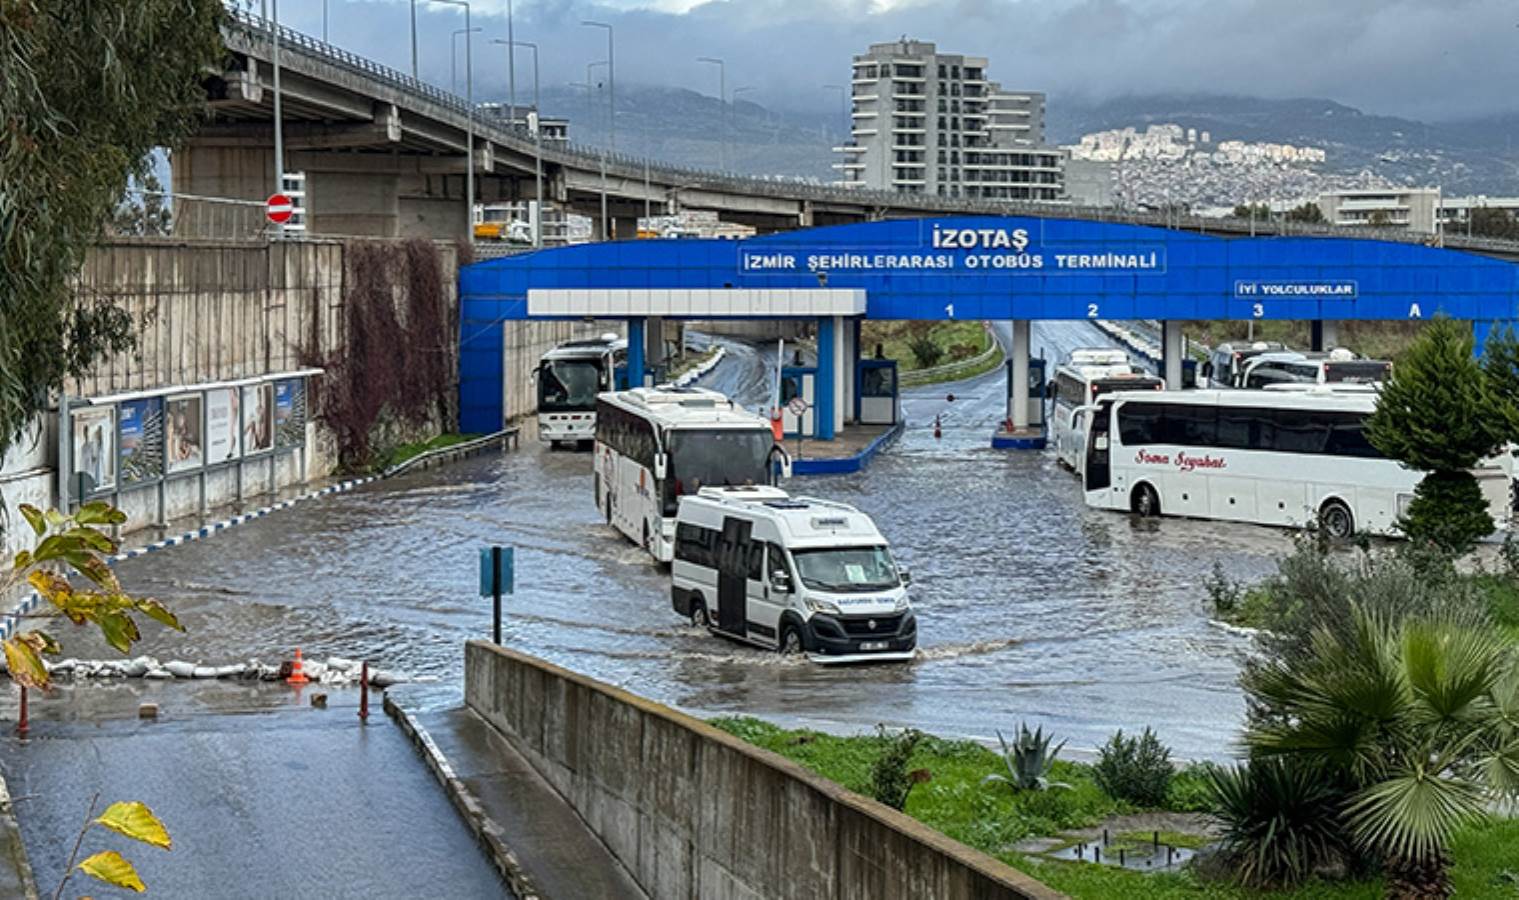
[463, 641, 1065, 900]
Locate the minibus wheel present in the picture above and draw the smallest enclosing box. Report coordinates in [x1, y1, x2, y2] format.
[1131, 483, 1160, 517]
[691, 599, 710, 628]
[779, 625, 804, 656]
[1319, 499, 1355, 540]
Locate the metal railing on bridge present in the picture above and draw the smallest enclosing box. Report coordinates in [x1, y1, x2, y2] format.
[221, 5, 1519, 257]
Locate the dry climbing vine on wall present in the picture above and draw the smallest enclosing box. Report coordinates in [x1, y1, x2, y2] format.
[303, 239, 456, 468]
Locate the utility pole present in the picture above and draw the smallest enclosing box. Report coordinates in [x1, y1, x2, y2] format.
[505, 0, 516, 122]
[582, 21, 615, 152]
[497, 39, 542, 247]
[430, 0, 473, 240]
[272, 0, 285, 237]
[410, 0, 418, 79]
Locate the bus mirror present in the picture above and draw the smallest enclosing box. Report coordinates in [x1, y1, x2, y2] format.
[1094, 436, 1109, 452]
[898, 567, 912, 586]
[770, 571, 793, 594]
[653, 452, 668, 480]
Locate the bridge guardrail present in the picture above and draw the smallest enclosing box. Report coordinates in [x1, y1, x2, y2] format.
[221, 6, 1519, 257]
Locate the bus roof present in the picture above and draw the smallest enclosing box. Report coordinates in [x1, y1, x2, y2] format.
[598, 387, 771, 430]
[682, 487, 887, 548]
[1101, 387, 1378, 413]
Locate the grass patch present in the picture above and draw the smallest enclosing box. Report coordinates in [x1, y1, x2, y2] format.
[862, 320, 994, 374]
[379, 433, 477, 470]
[710, 715, 1517, 899]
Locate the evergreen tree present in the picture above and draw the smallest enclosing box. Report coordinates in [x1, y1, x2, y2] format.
[1366, 317, 1502, 553]
[1481, 325, 1519, 445]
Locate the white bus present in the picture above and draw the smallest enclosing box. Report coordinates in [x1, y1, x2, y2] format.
[672, 486, 916, 663]
[594, 388, 789, 562]
[1081, 389, 1509, 539]
[536, 334, 625, 447]
[1239, 349, 1391, 390]
[1050, 349, 1164, 471]
[1203, 341, 1287, 388]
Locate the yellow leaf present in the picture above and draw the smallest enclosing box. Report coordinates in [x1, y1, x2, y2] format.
[135, 599, 184, 633]
[13, 550, 32, 571]
[1, 637, 49, 690]
[75, 501, 127, 526]
[77, 850, 145, 892]
[94, 802, 171, 850]
[18, 504, 45, 536]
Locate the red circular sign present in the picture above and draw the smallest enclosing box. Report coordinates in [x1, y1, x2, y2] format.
[265, 193, 294, 224]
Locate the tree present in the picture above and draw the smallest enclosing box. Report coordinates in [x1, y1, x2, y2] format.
[1468, 207, 1519, 241]
[1481, 325, 1519, 446]
[1240, 606, 1519, 898]
[1365, 318, 1501, 554]
[110, 169, 175, 237]
[1233, 203, 1271, 220]
[1285, 202, 1325, 224]
[0, 0, 224, 465]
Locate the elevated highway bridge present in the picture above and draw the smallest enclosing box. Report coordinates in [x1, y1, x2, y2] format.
[194, 8, 1519, 261]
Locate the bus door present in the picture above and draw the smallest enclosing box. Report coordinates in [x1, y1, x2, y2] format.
[717, 517, 753, 637]
[1085, 402, 1112, 492]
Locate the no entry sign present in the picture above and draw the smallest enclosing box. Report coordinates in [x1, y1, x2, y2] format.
[265, 193, 294, 224]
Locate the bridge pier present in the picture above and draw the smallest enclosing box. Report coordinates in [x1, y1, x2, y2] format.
[1162, 321, 1185, 390]
[1011, 321, 1031, 430]
[626, 318, 647, 388]
[1310, 320, 1340, 351]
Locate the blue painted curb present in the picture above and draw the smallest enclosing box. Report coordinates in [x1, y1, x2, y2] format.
[792, 421, 905, 476]
[991, 432, 1048, 450]
[0, 473, 381, 643]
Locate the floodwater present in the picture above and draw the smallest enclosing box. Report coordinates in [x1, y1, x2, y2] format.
[55, 321, 1293, 759]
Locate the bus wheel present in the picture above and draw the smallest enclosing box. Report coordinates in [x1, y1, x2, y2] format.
[1319, 499, 1355, 540]
[1131, 483, 1160, 518]
[779, 625, 804, 656]
[691, 599, 710, 628]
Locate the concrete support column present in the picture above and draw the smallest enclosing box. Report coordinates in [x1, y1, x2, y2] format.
[843, 318, 860, 424]
[1011, 320, 1031, 429]
[626, 317, 646, 389]
[1162, 320, 1184, 390]
[647, 316, 664, 378]
[612, 215, 639, 241]
[832, 316, 846, 435]
[1310, 320, 1340, 351]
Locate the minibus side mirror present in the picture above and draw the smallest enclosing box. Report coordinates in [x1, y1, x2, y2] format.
[653, 452, 668, 480]
[898, 568, 912, 586]
[770, 571, 793, 594]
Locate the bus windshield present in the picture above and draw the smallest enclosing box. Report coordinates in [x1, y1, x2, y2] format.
[538, 359, 603, 412]
[666, 428, 772, 493]
[792, 545, 900, 593]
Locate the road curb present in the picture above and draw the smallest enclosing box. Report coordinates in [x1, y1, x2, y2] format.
[384, 695, 544, 900]
[792, 420, 905, 476]
[382, 427, 521, 479]
[0, 771, 40, 900]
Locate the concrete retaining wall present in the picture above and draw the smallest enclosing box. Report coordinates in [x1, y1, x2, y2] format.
[463, 641, 1064, 900]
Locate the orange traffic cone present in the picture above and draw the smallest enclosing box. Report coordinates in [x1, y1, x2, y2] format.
[287, 648, 310, 685]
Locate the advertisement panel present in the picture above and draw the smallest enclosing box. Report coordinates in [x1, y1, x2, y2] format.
[165, 393, 204, 474]
[274, 378, 306, 448]
[243, 383, 274, 455]
[71, 406, 116, 494]
[118, 397, 163, 487]
[206, 387, 241, 465]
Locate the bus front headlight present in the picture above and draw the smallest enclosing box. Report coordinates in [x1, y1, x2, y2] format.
[805, 596, 840, 615]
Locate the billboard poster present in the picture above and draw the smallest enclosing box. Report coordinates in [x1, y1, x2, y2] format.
[243, 382, 274, 455]
[274, 378, 306, 448]
[165, 393, 204, 473]
[71, 406, 115, 494]
[118, 397, 163, 487]
[206, 387, 241, 464]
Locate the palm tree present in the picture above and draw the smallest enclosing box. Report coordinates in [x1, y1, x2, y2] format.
[1242, 606, 1519, 898]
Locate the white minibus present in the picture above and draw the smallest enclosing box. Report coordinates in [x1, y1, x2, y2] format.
[672, 486, 916, 663]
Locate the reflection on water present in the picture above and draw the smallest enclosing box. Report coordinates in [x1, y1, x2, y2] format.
[69, 322, 1293, 759]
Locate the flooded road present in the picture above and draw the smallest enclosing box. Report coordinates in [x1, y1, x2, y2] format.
[58, 321, 1291, 759]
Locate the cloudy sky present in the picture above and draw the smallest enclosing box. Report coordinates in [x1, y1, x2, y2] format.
[266, 0, 1519, 121]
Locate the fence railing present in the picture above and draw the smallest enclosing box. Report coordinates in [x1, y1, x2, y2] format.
[219, 5, 1519, 256]
[107, 189, 270, 241]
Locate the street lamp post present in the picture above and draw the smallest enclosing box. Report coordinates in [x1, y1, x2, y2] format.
[410, 0, 418, 78]
[271, 0, 285, 236]
[495, 38, 542, 248]
[429, 0, 474, 241]
[697, 57, 725, 171]
[451, 26, 480, 95]
[731, 86, 754, 171]
[582, 21, 614, 152]
[505, 0, 516, 122]
[588, 60, 610, 239]
[322, 0, 328, 42]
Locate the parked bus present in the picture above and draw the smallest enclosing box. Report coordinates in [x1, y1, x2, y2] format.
[536, 334, 625, 447]
[1238, 349, 1392, 390]
[672, 486, 916, 663]
[1049, 349, 1164, 471]
[1203, 341, 1287, 388]
[595, 388, 789, 562]
[1081, 389, 1509, 539]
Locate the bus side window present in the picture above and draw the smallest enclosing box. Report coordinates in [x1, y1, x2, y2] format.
[766, 543, 788, 581]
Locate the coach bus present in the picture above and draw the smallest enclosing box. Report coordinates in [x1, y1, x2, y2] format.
[1238, 349, 1392, 390]
[536, 334, 625, 447]
[1081, 389, 1509, 539]
[1050, 348, 1164, 471]
[594, 387, 789, 562]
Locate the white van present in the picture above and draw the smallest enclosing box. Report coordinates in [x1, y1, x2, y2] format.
[671, 486, 916, 664]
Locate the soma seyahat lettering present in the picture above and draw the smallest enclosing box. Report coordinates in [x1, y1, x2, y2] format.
[740, 226, 1165, 275]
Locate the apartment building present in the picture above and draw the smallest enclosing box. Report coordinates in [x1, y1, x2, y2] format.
[832, 39, 1064, 201]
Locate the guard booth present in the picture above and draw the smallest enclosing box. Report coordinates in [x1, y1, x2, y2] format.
[993, 355, 1048, 449]
[856, 359, 899, 425]
[780, 366, 817, 437]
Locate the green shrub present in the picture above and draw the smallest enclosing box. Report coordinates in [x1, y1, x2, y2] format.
[907, 332, 945, 368]
[1166, 762, 1219, 813]
[1205, 758, 1350, 889]
[1092, 728, 1174, 808]
[982, 723, 1067, 793]
[869, 726, 927, 811]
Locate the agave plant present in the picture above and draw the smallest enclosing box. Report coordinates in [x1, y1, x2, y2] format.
[1241, 605, 1519, 897]
[982, 723, 1069, 793]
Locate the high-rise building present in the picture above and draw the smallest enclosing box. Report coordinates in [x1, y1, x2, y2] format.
[832, 39, 1064, 201]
